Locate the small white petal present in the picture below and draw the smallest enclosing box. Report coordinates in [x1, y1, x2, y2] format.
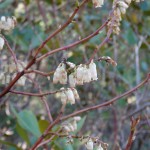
[117, 1, 129, 9]
[89, 60, 98, 81]
[69, 73, 76, 87]
[65, 89, 75, 105]
[1, 16, 6, 22]
[76, 65, 84, 85]
[96, 144, 103, 150]
[60, 91, 67, 105]
[72, 88, 80, 100]
[0, 37, 4, 50]
[85, 139, 94, 150]
[74, 116, 81, 121]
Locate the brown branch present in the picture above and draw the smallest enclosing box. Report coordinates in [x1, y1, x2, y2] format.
[0, 1, 88, 99]
[34, 0, 89, 57]
[30, 73, 150, 150]
[125, 116, 140, 150]
[2, 36, 19, 71]
[61, 73, 150, 121]
[36, 19, 109, 62]
[25, 69, 54, 77]
[9, 89, 60, 97]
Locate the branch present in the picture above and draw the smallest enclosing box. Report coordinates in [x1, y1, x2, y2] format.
[2, 36, 19, 71]
[125, 116, 140, 150]
[34, 0, 89, 57]
[61, 73, 150, 121]
[36, 19, 109, 62]
[30, 73, 150, 150]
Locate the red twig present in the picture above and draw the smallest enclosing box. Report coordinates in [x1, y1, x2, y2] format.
[125, 116, 140, 150]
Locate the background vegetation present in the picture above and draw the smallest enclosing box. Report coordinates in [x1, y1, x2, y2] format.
[0, 0, 150, 149]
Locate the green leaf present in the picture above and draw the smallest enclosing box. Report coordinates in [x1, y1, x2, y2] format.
[38, 119, 49, 133]
[11, 106, 41, 137]
[16, 123, 30, 145]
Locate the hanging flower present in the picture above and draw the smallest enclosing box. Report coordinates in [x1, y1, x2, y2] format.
[69, 73, 76, 87]
[85, 139, 94, 150]
[96, 144, 103, 150]
[0, 37, 4, 50]
[83, 66, 92, 83]
[65, 88, 75, 105]
[53, 63, 67, 84]
[76, 65, 84, 85]
[72, 88, 80, 100]
[89, 60, 98, 81]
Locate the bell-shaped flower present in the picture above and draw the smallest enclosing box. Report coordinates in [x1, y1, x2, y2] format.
[89, 60, 98, 80]
[72, 88, 80, 100]
[60, 91, 67, 105]
[65, 88, 75, 105]
[85, 139, 94, 150]
[96, 144, 103, 150]
[0, 37, 4, 50]
[76, 65, 84, 85]
[69, 73, 76, 87]
[83, 66, 92, 83]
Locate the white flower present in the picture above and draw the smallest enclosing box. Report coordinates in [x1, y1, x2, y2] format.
[0, 37, 4, 50]
[66, 61, 76, 68]
[89, 60, 98, 80]
[1, 16, 6, 22]
[85, 139, 94, 150]
[65, 88, 75, 105]
[83, 66, 92, 83]
[119, 6, 126, 14]
[73, 116, 81, 121]
[96, 144, 103, 150]
[53, 71, 60, 84]
[72, 88, 80, 100]
[60, 91, 67, 105]
[117, 1, 129, 9]
[76, 65, 84, 85]
[92, 0, 104, 8]
[0, 16, 16, 31]
[53, 63, 67, 84]
[72, 121, 77, 130]
[69, 73, 76, 87]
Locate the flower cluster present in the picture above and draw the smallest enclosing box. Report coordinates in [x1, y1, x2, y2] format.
[62, 116, 81, 133]
[0, 61, 27, 86]
[92, 0, 104, 8]
[0, 36, 4, 50]
[108, 0, 143, 35]
[0, 16, 16, 32]
[53, 60, 98, 88]
[60, 88, 80, 105]
[81, 137, 104, 150]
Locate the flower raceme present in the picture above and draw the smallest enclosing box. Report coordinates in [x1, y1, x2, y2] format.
[0, 16, 16, 32]
[108, 0, 144, 35]
[53, 60, 98, 87]
[62, 116, 81, 133]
